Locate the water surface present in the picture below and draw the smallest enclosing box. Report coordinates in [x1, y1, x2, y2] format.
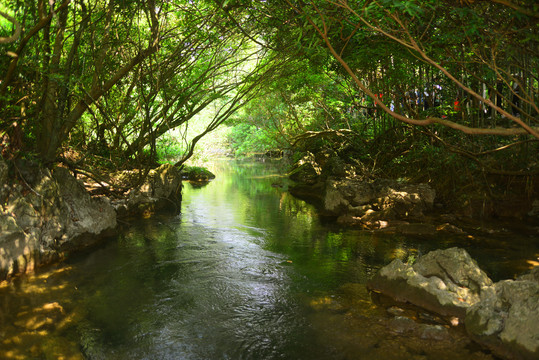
[1, 160, 537, 359]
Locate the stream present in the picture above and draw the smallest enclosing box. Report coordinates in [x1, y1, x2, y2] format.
[1, 160, 538, 359]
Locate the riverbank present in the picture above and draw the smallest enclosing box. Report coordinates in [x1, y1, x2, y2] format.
[4, 159, 532, 360]
[282, 149, 539, 359]
[0, 157, 184, 282]
[286, 149, 539, 233]
[2, 152, 536, 283]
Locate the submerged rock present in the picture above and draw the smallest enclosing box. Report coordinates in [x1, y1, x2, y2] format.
[387, 315, 451, 341]
[388, 315, 416, 334]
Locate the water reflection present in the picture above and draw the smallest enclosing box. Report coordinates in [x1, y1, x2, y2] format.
[0, 160, 537, 359]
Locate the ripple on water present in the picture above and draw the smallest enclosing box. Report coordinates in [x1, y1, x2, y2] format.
[1, 160, 534, 359]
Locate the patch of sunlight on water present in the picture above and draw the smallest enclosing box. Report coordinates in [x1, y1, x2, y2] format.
[0, 265, 86, 359]
[526, 258, 539, 267]
[0, 160, 536, 359]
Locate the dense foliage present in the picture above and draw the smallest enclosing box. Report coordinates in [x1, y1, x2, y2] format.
[0, 0, 537, 207]
[0, 0, 282, 170]
[226, 0, 538, 209]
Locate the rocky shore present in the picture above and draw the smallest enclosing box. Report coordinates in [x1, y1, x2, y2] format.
[288, 150, 539, 233]
[0, 157, 183, 281]
[287, 151, 539, 359]
[288, 151, 439, 228]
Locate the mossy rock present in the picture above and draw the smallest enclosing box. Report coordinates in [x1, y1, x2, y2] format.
[182, 166, 216, 182]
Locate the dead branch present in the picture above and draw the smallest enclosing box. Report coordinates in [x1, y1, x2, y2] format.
[424, 131, 539, 177]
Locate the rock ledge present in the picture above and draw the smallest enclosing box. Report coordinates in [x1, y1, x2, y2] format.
[368, 247, 539, 360]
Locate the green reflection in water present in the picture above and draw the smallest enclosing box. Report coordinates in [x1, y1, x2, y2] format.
[0, 159, 536, 359]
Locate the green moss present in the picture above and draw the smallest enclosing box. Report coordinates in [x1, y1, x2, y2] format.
[182, 166, 216, 181]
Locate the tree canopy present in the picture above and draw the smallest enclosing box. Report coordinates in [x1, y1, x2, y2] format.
[0, 0, 282, 169]
[0, 0, 537, 182]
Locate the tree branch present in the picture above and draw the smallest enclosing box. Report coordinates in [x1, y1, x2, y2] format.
[0, 10, 22, 44]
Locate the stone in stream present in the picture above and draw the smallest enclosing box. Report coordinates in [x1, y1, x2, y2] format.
[368, 247, 492, 319]
[368, 247, 539, 360]
[466, 267, 539, 360]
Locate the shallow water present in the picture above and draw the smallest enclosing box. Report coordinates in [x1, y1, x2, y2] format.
[1, 160, 537, 359]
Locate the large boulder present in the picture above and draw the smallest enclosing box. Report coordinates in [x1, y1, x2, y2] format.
[466, 267, 539, 360]
[368, 248, 493, 319]
[369, 247, 539, 359]
[288, 152, 321, 185]
[51, 167, 117, 250]
[324, 178, 376, 215]
[324, 178, 435, 224]
[380, 183, 436, 218]
[0, 159, 117, 280]
[111, 164, 183, 217]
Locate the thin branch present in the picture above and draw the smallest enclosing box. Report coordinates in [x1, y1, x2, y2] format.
[0, 10, 22, 44]
[296, 0, 539, 139]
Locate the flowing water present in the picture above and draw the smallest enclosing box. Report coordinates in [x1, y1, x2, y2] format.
[1, 160, 538, 359]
